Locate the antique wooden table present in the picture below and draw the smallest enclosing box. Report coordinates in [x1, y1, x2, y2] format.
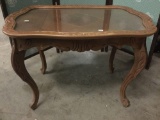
[3, 5, 157, 110]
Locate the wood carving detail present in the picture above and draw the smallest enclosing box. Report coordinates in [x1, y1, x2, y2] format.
[16, 37, 145, 52]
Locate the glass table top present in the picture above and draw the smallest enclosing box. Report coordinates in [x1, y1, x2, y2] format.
[15, 8, 145, 32]
[3, 5, 157, 38]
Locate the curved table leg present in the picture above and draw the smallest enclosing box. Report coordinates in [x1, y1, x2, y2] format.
[120, 41, 147, 107]
[109, 47, 117, 73]
[11, 45, 39, 110]
[38, 49, 47, 74]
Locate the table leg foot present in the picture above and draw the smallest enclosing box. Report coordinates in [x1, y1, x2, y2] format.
[120, 40, 147, 107]
[11, 44, 39, 110]
[121, 98, 130, 107]
[39, 49, 47, 74]
[30, 104, 38, 110]
[109, 47, 117, 73]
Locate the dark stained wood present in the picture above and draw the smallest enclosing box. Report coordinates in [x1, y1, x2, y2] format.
[146, 14, 160, 69]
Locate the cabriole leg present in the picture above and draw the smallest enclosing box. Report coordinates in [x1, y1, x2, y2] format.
[11, 42, 39, 110]
[120, 40, 147, 107]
